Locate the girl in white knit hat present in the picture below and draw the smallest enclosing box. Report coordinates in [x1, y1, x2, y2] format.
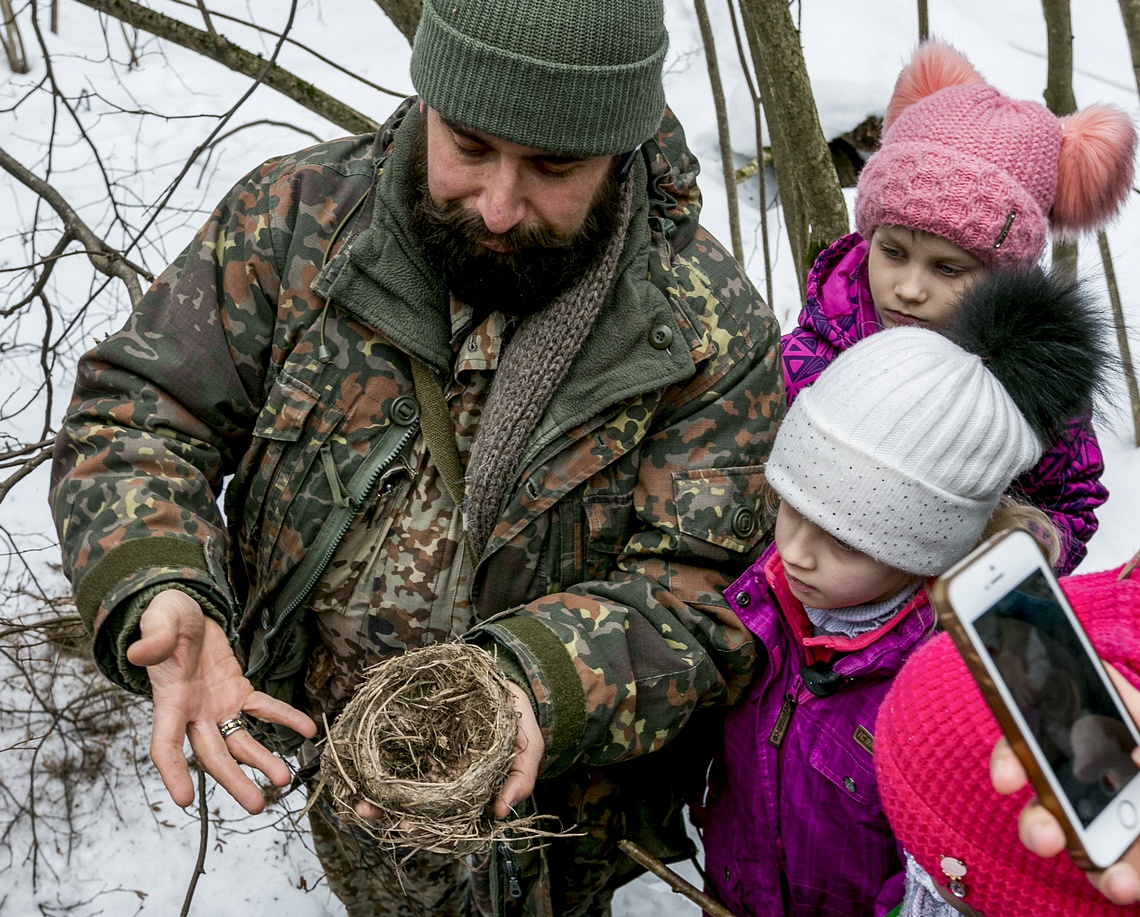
[696, 266, 1113, 917]
[782, 39, 1136, 575]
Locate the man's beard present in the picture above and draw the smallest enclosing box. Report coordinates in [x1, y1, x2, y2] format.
[405, 121, 625, 319]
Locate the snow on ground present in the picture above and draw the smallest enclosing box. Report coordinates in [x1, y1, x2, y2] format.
[2, 1, 1138, 914]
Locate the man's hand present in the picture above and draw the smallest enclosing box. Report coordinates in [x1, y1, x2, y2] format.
[493, 681, 545, 819]
[353, 678, 545, 822]
[990, 662, 1140, 904]
[127, 588, 318, 815]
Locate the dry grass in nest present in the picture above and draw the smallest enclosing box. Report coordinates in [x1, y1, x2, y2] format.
[315, 642, 558, 858]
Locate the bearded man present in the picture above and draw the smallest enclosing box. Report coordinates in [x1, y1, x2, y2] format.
[49, 1, 783, 913]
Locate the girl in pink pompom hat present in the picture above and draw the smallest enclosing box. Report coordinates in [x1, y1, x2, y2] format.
[781, 39, 1137, 575]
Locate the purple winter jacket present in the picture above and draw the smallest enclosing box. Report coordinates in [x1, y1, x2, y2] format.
[780, 232, 1107, 576]
[698, 545, 932, 917]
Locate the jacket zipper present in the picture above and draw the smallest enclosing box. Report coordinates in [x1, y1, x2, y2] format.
[498, 842, 523, 900]
[245, 414, 418, 679]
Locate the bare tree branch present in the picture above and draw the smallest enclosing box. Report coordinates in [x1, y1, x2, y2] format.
[72, 0, 380, 134]
[370, 0, 421, 44]
[193, 0, 216, 37]
[0, 446, 52, 509]
[0, 145, 148, 304]
[164, 0, 409, 99]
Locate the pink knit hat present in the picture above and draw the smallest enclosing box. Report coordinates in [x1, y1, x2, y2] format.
[855, 41, 1137, 265]
[876, 564, 1140, 917]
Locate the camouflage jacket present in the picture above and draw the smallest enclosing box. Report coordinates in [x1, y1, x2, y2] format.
[50, 99, 782, 780]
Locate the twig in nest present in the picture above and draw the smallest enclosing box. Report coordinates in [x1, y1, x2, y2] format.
[314, 642, 567, 858]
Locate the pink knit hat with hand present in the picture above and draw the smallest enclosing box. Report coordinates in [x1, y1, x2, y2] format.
[855, 41, 1137, 265]
[876, 565, 1140, 917]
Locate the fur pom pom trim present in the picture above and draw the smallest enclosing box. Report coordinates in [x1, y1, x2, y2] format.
[941, 267, 1115, 441]
[883, 40, 985, 132]
[1053, 105, 1138, 233]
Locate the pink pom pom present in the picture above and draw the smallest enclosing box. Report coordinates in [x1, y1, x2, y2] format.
[1053, 105, 1138, 233]
[883, 40, 985, 132]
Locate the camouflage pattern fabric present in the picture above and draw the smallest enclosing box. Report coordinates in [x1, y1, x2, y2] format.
[49, 99, 783, 916]
[308, 795, 476, 917]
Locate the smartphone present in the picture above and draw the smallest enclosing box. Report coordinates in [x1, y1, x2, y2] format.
[932, 528, 1140, 869]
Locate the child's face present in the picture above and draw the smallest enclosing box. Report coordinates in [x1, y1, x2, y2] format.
[868, 226, 985, 330]
[775, 502, 917, 609]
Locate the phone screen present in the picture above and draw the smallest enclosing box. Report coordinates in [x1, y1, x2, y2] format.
[976, 569, 1140, 827]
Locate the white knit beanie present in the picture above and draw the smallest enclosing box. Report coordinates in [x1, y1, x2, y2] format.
[766, 327, 1044, 576]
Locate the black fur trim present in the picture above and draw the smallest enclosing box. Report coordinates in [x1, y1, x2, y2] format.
[941, 266, 1115, 442]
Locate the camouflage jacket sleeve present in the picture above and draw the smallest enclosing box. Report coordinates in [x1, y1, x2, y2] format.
[471, 231, 783, 776]
[49, 136, 377, 691]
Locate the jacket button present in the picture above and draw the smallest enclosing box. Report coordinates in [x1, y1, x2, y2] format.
[735, 591, 751, 607]
[648, 324, 674, 350]
[525, 478, 540, 499]
[390, 395, 419, 425]
[723, 867, 730, 881]
[730, 505, 757, 539]
[844, 776, 856, 793]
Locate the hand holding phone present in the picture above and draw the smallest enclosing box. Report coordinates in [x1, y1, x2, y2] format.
[991, 666, 1140, 905]
[934, 529, 1140, 870]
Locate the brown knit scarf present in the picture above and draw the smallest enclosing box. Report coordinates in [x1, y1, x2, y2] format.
[464, 177, 635, 561]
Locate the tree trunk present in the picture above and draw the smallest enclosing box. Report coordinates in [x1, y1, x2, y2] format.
[1098, 231, 1140, 446]
[1, 0, 28, 73]
[1119, 0, 1140, 98]
[370, 0, 421, 44]
[73, 0, 379, 135]
[736, 0, 849, 294]
[727, 0, 773, 309]
[1041, 0, 1078, 280]
[695, 0, 743, 264]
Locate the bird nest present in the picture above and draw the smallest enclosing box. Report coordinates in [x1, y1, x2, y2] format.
[314, 642, 555, 858]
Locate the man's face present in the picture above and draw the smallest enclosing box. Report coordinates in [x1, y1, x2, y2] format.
[406, 106, 624, 317]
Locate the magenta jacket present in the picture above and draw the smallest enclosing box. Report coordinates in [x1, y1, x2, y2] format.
[781, 232, 1107, 575]
[697, 544, 932, 916]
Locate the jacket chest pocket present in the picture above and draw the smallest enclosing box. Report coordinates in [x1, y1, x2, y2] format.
[581, 491, 633, 581]
[238, 373, 345, 589]
[805, 711, 883, 811]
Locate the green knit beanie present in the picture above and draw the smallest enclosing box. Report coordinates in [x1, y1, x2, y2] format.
[410, 0, 668, 157]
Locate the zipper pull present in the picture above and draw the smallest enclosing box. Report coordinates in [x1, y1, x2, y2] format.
[498, 842, 522, 900]
[768, 693, 796, 748]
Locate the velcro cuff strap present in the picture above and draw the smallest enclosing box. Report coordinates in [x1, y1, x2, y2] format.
[75, 539, 208, 629]
[491, 614, 587, 762]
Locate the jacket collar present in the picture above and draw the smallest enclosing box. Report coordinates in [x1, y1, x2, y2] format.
[314, 102, 697, 438]
[761, 548, 936, 677]
[797, 231, 881, 353]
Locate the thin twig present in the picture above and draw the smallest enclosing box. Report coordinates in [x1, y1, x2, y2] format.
[193, 0, 217, 37]
[618, 839, 741, 917]
[180, 766, 209, 917]
[0, 446, 52, 508]
[1119, 546, 1140, 581]
[0, 146, 148, 304]
[163, 0, 408, 99]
